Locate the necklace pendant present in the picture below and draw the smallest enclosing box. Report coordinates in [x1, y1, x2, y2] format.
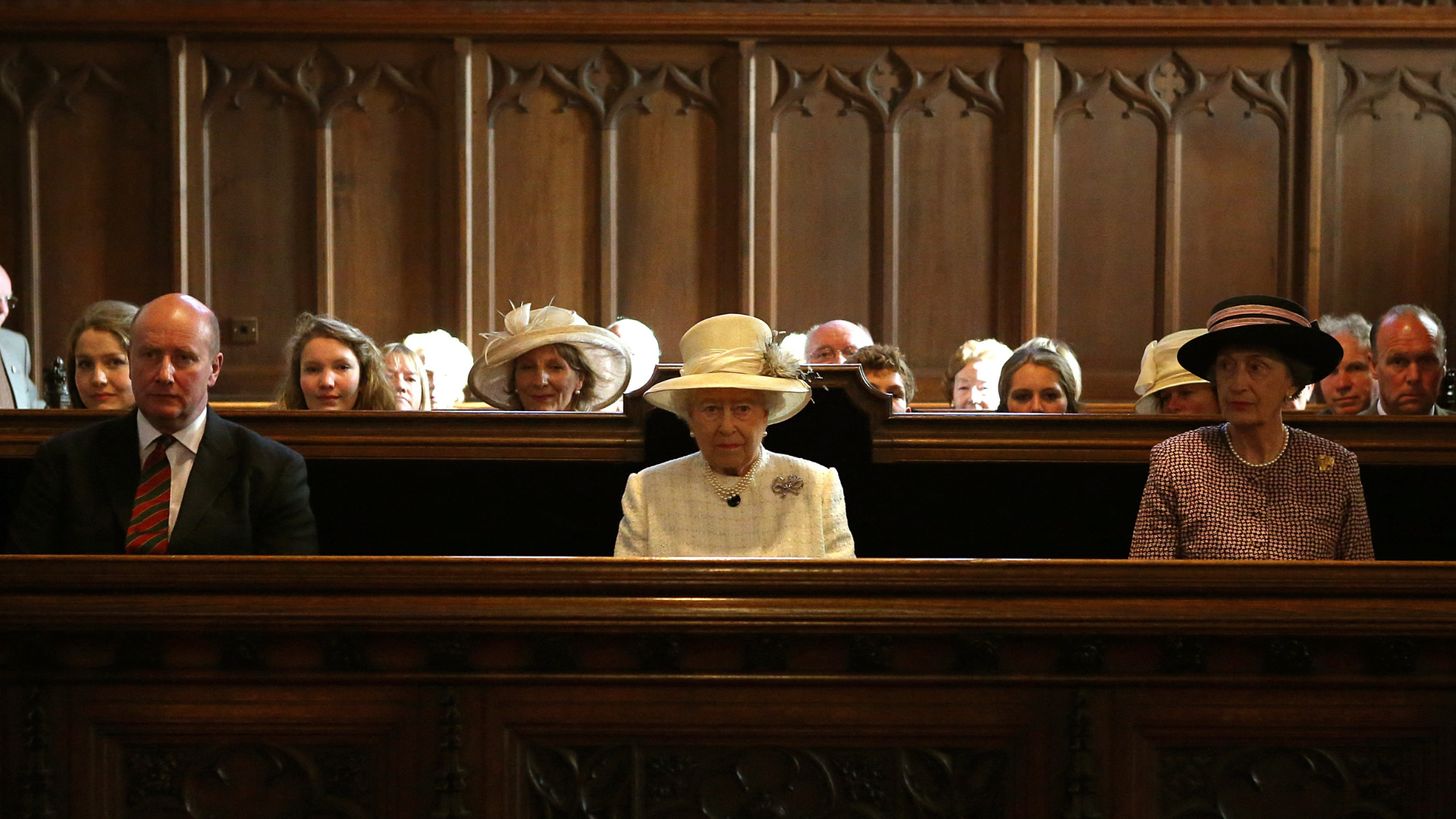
[726, 494, 741, 507]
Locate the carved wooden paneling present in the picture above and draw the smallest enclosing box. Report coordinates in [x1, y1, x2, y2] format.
[0, 41, 170, 383]
[5, 559, 1456, 811]
[1111, 688, 1448, 817]
[525, 744, 1009, 819]
[612, 45, 737, 361]
[485, 684, 1060, 818]
[1324, 47, 1456, 325]
[896, 47, 1018, 382]
[63, 685, 431, 816]
[0, 83, 19, 338]
[326, 42, 457, 351]
[1158, 745, 1421, 817]
[1048, 49, 1161, 401]
[124, 742, 374, 817]
[1045, 47, 1296, 400]
[195, 41, 457, 399]
[478, 44, 740, 360]
[195, 43, 336, 399]
[759, 45, 1017, 384]
[760, 46, 880, 337]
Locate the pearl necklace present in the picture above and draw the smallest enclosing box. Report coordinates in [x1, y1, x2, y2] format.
[702, 451, 763, 507]
[1223, 423, 1288, 468]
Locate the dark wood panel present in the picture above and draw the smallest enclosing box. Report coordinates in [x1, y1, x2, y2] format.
[63, 685, 431, 815]
[6, 558, 1456, 813]
[483, 44, 603, 327]
[763, 47, 878, 335]
[485, 683, 1059, 818]
[196, 42, 325, 400]
[0, 51, 23, 345]
[1112, 688, 1449, 818]
[1173, 47, 1294, 326]
[6, 0, 1456, 40]
[895, 46, 1016, 384]
[613, 44, 735, 361]
[328, 41, 457, 348]
[1050, 48, 1162, 401]
[1327, 47, 1456, 325]
[0, 42, 171, 377]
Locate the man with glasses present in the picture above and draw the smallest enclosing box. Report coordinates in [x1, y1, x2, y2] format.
[1361, 304, 1452, 416]
[0, 264, 44, 409]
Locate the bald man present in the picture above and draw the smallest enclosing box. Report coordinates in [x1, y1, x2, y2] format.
[1361, 305, 1453, 416]
[804, 320, 874, 365]
[0, 264, 44, 408]
[9, 294, 318, 554]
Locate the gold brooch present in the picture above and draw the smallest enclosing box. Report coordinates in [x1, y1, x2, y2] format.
[772, 475, 804, 498]
[1317, 455, 1335, 472]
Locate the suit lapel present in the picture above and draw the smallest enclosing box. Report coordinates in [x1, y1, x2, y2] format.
[104, 411, 143, 536]
[0, 333, 18, 407]
[170, 411, 236, 550]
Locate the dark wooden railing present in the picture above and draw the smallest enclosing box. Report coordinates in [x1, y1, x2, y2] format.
[1, 556, 1453, 816]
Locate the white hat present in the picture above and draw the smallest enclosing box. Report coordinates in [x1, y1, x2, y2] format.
[644, 314, 809, 425]
[468, 303, 630, 411]
[607, 318, 662, 395]
[1134, 328, 1210, 414]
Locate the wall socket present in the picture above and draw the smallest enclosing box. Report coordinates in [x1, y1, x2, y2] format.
[230, 317, 259, 345]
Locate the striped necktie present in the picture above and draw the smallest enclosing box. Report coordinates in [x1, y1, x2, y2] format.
[126, 435, 175, 554]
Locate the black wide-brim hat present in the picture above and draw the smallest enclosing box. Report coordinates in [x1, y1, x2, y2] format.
[1177, 295, 1343, 383]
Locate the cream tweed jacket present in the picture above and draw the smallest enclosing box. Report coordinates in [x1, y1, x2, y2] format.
[614, 448, 855, 558]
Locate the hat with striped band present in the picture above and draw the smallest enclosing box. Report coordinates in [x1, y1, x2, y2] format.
[1177, 295, 1343, 384]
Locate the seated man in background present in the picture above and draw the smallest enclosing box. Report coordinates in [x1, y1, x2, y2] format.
[8, 293, 318, 555]
[1363, 304, 1451, 416]
[849, 344, 915, 413]
[1315, 313, 1376, 414]
[0, 263, 43, 408]
[804, 319, 873, 365]
[1133, 329, 1219, 415]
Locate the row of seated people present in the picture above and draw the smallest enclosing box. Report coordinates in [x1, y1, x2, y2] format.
[803, 309, 1450, 418]
[6, 252, 1450, 420]
[4, 288, 1380, 562]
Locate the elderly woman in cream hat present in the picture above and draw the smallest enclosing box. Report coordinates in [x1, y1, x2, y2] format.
[1131, 295, 1372, 560]
[614, 314, 855, 558]
[1133, 329, 1219, 415]
[468, 303, 630, 411]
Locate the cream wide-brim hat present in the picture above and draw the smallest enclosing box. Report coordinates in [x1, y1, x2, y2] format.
[468, 304, 631, 411]
[1133, 328, 1211, 414]
[644, 313, 810, 425]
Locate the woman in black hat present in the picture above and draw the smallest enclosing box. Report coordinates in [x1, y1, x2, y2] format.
[1130, 295, 1373, 560]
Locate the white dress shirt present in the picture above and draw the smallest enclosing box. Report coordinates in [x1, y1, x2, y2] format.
[136, 409, 209, 534]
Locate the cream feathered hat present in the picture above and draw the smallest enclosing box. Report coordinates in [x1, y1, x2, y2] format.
[1133, 328, 1210, 414]
[645, 313, 810, 425]
[468, 303, 631, 411]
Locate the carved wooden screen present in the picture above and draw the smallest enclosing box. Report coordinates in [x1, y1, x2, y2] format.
[756, 45, 1019, 381]
[1, 15, 1454, 399]
[0, 42, 171, 379]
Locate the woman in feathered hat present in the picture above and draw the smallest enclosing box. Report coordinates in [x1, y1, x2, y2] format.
[1130, 295, 1373, 560]
[614, 314, 855, 558]
[468, 303, 630, 412]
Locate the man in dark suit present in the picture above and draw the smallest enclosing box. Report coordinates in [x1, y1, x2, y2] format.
[1358, 304, 1454, 417]
[8, 293, 317, 554]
